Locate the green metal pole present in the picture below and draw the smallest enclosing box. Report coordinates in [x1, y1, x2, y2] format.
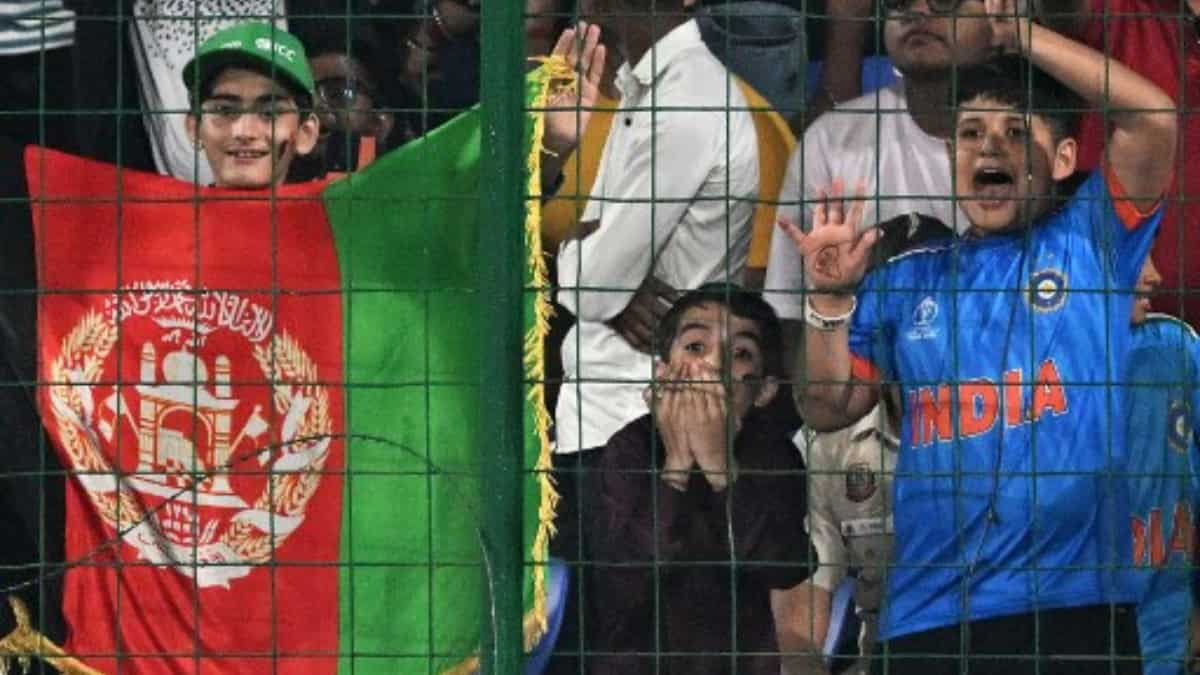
[478, 2, 526, 675]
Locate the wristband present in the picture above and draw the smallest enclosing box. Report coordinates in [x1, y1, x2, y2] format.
[805, 295, 856, 331]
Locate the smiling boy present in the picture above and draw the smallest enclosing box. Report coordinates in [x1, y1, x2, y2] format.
[182, 22, 319, 189]
[779, 0, 1177, 671]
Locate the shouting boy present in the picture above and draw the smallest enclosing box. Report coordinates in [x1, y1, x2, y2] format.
[779, 0, 1177, 671]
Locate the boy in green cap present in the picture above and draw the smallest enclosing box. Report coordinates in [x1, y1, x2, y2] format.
[183, 22, 320, 189]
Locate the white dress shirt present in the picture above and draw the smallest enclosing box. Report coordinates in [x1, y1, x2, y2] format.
[555, 19, 759, 453]
[763, 82, 969, 320]
[794, 403, 898, 673]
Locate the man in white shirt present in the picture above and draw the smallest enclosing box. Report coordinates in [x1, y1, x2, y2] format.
[539, 3, 759, 669]
[764, 0, 994, 359]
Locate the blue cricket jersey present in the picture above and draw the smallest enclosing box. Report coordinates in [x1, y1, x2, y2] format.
[848, 171, 1162, 638]
[1126, 315, 1200, 675]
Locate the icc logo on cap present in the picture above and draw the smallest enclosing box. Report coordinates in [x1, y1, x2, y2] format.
[254, 36, 296, 62]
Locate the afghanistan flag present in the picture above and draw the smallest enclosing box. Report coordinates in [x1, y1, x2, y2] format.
[16, 62, 565, 675]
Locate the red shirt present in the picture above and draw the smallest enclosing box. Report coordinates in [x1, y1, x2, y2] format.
[1076, 0, 1200, 325]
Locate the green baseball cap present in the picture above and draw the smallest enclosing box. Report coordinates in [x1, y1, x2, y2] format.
[182, 22, 315, 99]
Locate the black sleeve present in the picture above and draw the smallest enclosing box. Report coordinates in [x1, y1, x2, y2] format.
[0, 136, 67, 643]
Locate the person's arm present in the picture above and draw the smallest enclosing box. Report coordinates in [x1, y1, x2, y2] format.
[794, 0, 874, 133]
[772, 582, 833, 675]
[557, 90, 728, 322]
[991, 0, 1177, 211]
[777, 182, 880, 432]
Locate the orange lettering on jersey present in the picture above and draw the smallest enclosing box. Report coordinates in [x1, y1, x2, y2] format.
[1168, 502, 1193, 558]
[917, 385, 953, 445]
[1149, 508, 1167, 567]
[960, 379, 998, 437]
[1132, 515, 1148, 565]
[1032, 359, 1067, 420]
[908, 359, 1068, 448]
[1003, 369, 1023, 427]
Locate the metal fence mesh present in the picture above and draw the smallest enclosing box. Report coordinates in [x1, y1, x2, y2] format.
[0, 1, 1196, 674]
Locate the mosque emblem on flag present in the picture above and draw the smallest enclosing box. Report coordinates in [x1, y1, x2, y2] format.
[1168, 399, 1191, 454]
[45, 280, 332, 589]
[1029, 269, 1068, 312]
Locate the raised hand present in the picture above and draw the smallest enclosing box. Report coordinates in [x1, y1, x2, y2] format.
[543, 23, 607, 157]
[777, 179, 879, 297]
[986, 0, 1032, 54]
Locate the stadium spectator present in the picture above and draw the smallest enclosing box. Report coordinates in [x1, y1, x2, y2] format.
[540, 3, 759, 668]
[1123, 255, 1200, 675]
[696, 1, 807, 118]
[763, 0, 993, 393]
[785, 211, 953, 675]
[287, 19, 398, 179]
[183, 22, 319, 189]
[780, 0, 1176, 670]
[1039, 0, 1200, 328]
[400, 0, 481, 134]
[585, 284, 817, 674]
[793, 399, 897, 675]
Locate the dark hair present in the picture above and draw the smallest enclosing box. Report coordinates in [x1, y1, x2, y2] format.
[954, 55, 1083, 143]
[655, 283, 785, 378]
[194, 60, 313, 112]
[289, 18, 389, 96]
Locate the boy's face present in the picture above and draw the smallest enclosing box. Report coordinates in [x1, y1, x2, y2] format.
[186, 67, 319, 189]
[953, 96, 1077, 233]
[1132, 256, 1162, 325]
[883, 0, 992, 78]
[666, 302, 777, 421]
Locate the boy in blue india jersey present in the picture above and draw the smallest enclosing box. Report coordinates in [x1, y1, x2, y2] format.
[778, 0, 1178, 671]
[1125, 256, 1200, 675]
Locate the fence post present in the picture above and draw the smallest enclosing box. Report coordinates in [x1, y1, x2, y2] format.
[478, 2, 526, 675]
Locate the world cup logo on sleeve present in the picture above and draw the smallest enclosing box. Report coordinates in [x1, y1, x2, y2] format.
[46, 280, 333, 588]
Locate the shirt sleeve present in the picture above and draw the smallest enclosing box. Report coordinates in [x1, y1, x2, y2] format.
[848, 266, 894, 384]
[763, 125, 831, 320]
[800, 429, 850, 594]
[1064, 169, 1164, 288]
[556, 93, 727, 322]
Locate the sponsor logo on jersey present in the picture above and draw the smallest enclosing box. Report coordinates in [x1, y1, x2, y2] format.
[1168, 399, 1191, 454]
[906, 296, 939, 341]
[845, 462, 877, 502]
[908, 358, 1068, 447]
[1028, 268, 1068, 312]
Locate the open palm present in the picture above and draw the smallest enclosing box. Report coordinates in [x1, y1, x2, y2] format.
[544, 23, 607, 157]
[777, 180, 878, 293]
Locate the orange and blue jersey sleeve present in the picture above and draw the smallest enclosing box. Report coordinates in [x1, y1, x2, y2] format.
[848, 266, 896, 385]
[1064, 169, 1164, 287]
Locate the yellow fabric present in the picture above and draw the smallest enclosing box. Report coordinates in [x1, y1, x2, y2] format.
[742, 84, 797, 272]
[541, 96, 619, 252]
[540, 82, 796, 275]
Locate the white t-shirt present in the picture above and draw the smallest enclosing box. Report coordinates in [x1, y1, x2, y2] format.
[130, 0, 286, 184]
[555, 20, 759, 453]
[764, 82, 966, 320]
